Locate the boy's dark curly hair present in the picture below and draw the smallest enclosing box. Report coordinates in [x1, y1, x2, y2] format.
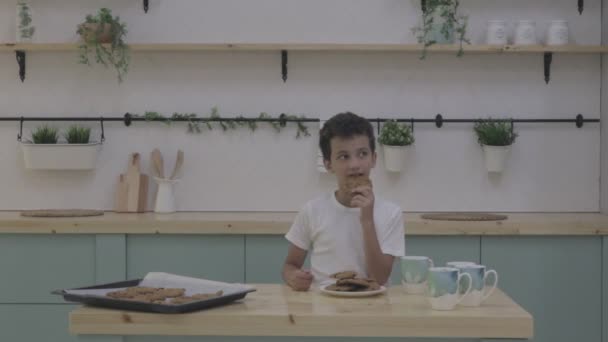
[319, 112, 376, 161]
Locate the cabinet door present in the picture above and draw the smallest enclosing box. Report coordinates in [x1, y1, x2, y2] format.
[481, 236, 601, 342]
[127, 235, 245, 282]
[0, 235, 95, 303]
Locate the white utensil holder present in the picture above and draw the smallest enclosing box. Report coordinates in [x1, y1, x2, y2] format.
[154, 177, 179, 213]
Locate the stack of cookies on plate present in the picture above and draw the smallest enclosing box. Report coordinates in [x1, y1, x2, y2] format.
[326, 271, 381, 292]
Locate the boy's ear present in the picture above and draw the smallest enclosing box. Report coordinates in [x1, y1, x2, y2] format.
[371, 151, 377, 168]
[323, 158, 333, 173]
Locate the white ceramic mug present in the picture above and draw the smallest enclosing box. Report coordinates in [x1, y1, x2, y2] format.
[451, 264, 499, 307]
[427, 267, 472, 310]
[401, 256, 434, 294]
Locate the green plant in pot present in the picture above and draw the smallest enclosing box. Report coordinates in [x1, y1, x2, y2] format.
[378, 120, 414, 172]
[473, 119, 518, 173]
[77, 8, 129, 82]
[30, 125, 58, 144]
[411, 0, 470, 59]
[17, 1, 35, 42]
[64, 125, 91, 144]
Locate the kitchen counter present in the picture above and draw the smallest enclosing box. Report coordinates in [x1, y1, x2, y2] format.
[0, 211, 606, 235]
[69, 284, 533, 339]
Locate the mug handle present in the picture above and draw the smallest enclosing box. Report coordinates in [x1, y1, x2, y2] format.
[429, 258, 434, 268]
[481, 269, 498, 302]
[455, 273, 472, 305]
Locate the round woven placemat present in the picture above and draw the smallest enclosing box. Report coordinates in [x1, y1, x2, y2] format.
[420, 213, 508, 221]
[20, 209, 104, 217]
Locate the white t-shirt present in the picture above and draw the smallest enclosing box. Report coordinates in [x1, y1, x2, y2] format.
[285, 191, 405, 285]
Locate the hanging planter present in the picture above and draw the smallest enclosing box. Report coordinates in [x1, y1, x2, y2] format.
[411, 0, 470, 59]
[77, 8, 129, 83]
[473, 119, 518, 173]
[16, 1, 35, 43]
[378, 120, 415, 172]
[20, 125, 101, 170]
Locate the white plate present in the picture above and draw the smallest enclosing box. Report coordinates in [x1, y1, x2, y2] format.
[319, 284, 387, 297]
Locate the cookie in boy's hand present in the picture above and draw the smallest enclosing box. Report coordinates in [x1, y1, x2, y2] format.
[345, 175, 372, 193]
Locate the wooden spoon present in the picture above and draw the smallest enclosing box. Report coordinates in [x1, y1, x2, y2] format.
[169, 150, 184, 180]
[151, 148, 164, 179]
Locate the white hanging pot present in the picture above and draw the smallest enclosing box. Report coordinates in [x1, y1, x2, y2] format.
[482, 145, 511, 173]
[20, 142, 101, 170]
[382, 144, 410, 172]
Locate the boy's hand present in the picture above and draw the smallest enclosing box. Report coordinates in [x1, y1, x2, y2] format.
[351, 185, 374, 222]
[286, 269, 314, 291]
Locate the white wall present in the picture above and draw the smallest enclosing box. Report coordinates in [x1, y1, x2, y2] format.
[0, 0, 602, 212]
[602, 0, 607, 214]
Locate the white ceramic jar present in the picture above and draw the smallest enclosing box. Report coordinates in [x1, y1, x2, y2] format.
[546, 20, 569, 45]
[486, 20, 508, 45]
[514, 20, 537, 45]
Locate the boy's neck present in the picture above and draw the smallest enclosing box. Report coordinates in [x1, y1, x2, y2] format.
[334, 190, 355, 208]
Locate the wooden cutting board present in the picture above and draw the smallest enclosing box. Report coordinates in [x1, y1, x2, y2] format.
[114, 153, 148, 213]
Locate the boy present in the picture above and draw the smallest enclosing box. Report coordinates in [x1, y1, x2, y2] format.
[282, 112, 405, 291]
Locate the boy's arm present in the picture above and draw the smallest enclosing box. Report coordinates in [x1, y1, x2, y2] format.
[352, 186, 395, 285]
[360, 220, 395, 285]
[282, 243, 314, 291]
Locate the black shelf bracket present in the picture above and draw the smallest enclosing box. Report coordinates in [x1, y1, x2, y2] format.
[544, 52, 553, 84]
[143, 0, 149, 13]
[578, 0, 584, 14]
[281, 50, 288, 82]
[15, 51, 26, 82]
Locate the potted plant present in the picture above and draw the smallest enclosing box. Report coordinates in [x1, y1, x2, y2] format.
[77, 8, 129, 82]
[411, 0, 470, 59]
[16, 1, 35, 42]
[21, 125, 101, 170]
[378, 120, 415, 172]
[473, 119, 518, 173]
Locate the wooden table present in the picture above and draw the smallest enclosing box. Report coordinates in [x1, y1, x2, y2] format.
[69, 284, 533, 340]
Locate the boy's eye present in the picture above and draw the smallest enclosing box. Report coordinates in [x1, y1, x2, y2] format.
[337, 154, 348, 160]
[359, 151, 368, 157]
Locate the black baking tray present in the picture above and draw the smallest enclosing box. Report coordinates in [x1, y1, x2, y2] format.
[51, 278, 256, 314]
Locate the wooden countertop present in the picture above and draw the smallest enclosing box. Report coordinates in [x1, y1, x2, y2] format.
[69, 284, 533, 338]
[0, 211, 606, 235]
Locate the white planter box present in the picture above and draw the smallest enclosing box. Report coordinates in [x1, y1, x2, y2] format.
[381, 144, 411, 172]
[21, 142, 101, 170]
[482, 145, 511, 173]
